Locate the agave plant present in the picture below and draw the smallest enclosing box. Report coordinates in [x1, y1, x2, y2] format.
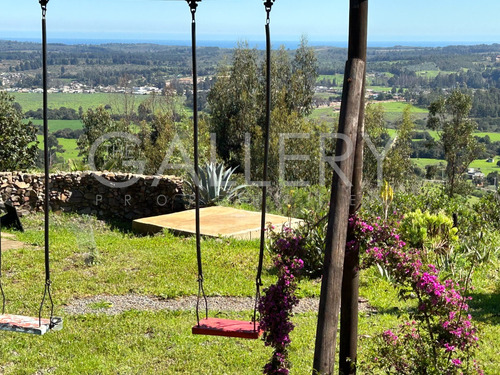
[185, 162, 246, 206]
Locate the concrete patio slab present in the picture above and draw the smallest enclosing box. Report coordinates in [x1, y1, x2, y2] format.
[132, 206, 302, 239]
[1, 233, 25, 250]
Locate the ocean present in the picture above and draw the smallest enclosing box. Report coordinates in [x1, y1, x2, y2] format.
[1, 37, 496, 50]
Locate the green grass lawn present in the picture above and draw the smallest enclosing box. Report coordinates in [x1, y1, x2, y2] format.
[0, 212, 497, 374]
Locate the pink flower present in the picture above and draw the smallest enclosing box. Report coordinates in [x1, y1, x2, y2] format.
[452, 358, 462, 367]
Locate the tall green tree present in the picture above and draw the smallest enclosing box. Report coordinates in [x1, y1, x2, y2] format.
[208, 43, 261, 165]
[428, 90, 483, 196]
[363, 103, 389, 185]
[289, 36, 318, 116]
[384, 105, 416, 186]
[0, 92, 38, 171]
[207, 39, 319, 174]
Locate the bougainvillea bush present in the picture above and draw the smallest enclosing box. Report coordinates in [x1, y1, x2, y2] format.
[258, 225, 304, 375]
[353, 215, 483, 374]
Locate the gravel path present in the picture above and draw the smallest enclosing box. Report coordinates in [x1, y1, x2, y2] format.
[63, 294, 374, 316]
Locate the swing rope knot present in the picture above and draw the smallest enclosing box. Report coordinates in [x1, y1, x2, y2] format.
[187, 0, 198, 13]
[264, 1, 274, 23]
[39, 0, 48, 15]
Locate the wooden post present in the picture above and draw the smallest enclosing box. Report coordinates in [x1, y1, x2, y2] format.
[339, 1, 368, 374]
[313, 58, 365, 375]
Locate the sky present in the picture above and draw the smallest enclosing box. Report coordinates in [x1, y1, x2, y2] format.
[1, 0, 499, 46]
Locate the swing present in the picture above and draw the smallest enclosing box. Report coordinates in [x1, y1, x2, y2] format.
[189, 0, 276, 339]
[0, 0, 62, 335]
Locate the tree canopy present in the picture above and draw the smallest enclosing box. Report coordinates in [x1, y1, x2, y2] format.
[0, 91, 38, 171]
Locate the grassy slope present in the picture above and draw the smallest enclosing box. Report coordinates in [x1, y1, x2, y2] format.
[0, 213, 497, 374]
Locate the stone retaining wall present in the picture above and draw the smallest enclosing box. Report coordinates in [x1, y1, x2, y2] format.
[0, 172, 184, 220]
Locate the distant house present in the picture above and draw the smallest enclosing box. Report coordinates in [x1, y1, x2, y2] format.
[467, 168, 485, 180]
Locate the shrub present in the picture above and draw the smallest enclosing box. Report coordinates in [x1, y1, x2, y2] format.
[185, 162, 246, 206]
[267, 215, 326, 279]
[399, 209, 458, 255]
[259, 225, 304, 375]
[356, 216, 482, 374]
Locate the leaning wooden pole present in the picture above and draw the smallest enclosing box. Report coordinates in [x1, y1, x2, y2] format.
[339, 1, 368, 374]
[312, 58, 365, 375]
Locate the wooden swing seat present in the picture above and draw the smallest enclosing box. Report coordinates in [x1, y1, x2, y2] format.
[192, 318, 262, 339]
[0, 314, 62, 335]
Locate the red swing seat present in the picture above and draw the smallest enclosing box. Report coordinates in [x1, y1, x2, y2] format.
[0, 314, 62, 335]
[192, 318, 262, 339]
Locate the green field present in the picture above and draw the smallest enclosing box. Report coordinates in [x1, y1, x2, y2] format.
[366, 85, 392, 92]
[411, 158, 446, 169]
[317, 74, 344, 84]
[37, 135, 80, 161]
[317, 74, 394, 91]
[475, 132, 500, 142]
[310, 106, 339, 122]
[377, 101, 428, 114]
[370, 101, 428, 123]
[30, 119, 83, 131]
[13, 92, 148, 112]
[415, 70, 457, 79]
[412, 157, 500, 176]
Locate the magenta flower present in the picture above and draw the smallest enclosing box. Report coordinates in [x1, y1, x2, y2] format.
[259, 224, 304, 375]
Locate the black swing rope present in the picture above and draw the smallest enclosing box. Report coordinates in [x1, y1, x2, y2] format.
[0, 219, 5, 315]
[253, 0, 275, 330]
[188, 0, 208, 327]
[191, 0, 275, 331]
[38, 0, 57, 329]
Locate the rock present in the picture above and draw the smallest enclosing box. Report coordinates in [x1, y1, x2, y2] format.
[14, 181, 29, 189]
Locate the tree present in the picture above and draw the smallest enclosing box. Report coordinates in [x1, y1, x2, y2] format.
[77, 106, 131, 170]
[428, 90, 483, 196]
[383, 105, 416, 186]
[207, 40, 319, 175]
[289, 36, 318, 116]
[0, 92, 38, 171]
[36, 134, 66, 168]
[208, 43, 261, 165]
[363, 103, 388, 185]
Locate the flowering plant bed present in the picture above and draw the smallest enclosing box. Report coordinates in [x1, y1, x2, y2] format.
[354, 215, 483, 374]
[258, 225, 304, 375]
